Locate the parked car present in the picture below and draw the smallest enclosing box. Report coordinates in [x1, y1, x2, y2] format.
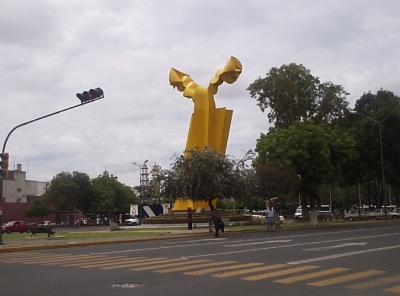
[124, 216, 140, 226]
[344, 209, 369, 221]
[318, 205, 334, 221]
[294, 205, 333, 220]
[367, 208, 399, 220]
[28, 221, 55, 236]
[294, 207, 303, 219]
[39, 220, 57, 227]
[1, 221, 30, 233]
[257, 211, 285, 222]
[387, 210, 400, 219]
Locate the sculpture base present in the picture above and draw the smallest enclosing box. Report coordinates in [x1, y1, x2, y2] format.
[172, 198, 217, 212]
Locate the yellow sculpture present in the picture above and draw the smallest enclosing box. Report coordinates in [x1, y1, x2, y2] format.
[169, 56, 242, 211]
[169, 56, 242, 155]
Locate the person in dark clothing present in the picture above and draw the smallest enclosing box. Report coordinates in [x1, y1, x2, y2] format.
[211, 209, 224, 237]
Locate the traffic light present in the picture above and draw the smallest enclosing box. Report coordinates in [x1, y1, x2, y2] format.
[0, 153, 9, 178]
[76, 87, 104, 103]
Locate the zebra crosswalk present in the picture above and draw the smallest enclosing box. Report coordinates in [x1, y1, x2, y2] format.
[275, 267, 350, 284]
[1, 252, 400, 294]
[156, 260, 237, 273]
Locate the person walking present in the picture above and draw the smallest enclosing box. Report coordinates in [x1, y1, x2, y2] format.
[266, 206, 275, 232]
[211, 209, 224, 237]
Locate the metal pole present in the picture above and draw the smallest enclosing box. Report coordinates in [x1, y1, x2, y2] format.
[0, 206, 3, 245]
[378, 123, 385, 205]
[2, 97, 102, 154]
[358, 182, 362, 217]
[0, 94, 103, 245]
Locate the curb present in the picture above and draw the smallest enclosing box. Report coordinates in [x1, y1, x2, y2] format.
[0, 232, 211, 253]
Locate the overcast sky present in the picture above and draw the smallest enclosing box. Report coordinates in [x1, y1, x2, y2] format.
[1, 0, 399, 187]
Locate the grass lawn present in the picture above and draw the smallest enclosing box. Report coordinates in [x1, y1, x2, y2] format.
[1, 219, 387, 243]
[0, 229, 173, 241]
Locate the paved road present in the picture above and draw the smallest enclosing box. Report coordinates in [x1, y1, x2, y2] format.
[1, 222, 400, 296]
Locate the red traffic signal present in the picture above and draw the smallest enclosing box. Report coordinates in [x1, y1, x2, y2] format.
[76, 87, 104, 103]
[0, 153, 9, 178]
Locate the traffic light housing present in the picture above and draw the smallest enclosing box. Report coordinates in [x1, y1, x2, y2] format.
[76, 87, 104, 103]
[0, 153, 9, 178]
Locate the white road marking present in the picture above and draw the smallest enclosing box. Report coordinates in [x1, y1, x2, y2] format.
[181, 232, 400, 259]
[222, 225, 400, 244]
[163, 238, 227, 244]
[287, 245, 400, 265]
[90, 226, 400, 256]
[303, 242, 367, 251]
[91, 241, 227, 255]
[225, 240, 292, 247]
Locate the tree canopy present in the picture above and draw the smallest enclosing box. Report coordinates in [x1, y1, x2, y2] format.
[248, 63, 349, 128]
[43, 171, 93, 212]
[255, 122, 357, 210]
[342, 89, 400, 206]
[161, 149, 249, 210]
[90, 171, 136, 214]
[25, 198, 50, 218]
[35, 170, 136, 215]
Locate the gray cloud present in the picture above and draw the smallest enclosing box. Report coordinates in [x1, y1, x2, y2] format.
[1, 0, 400, 186]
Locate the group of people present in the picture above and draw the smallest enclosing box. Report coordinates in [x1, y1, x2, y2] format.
[210, 201, 280, 237]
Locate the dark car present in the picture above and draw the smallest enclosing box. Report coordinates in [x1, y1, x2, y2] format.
[1, 221, 30, 233]
[28, 221, 55, 236]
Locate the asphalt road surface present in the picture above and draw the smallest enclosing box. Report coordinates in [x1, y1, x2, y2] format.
[1, 222, 400, 296]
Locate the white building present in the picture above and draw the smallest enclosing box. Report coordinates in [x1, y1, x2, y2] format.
[1, 164, 48, 203]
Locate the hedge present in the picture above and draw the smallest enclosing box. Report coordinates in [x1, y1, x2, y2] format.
[141, 215, 252, 224]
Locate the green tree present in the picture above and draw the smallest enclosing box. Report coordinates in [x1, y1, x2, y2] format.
[255, 123, 357, 223]
[248, 63, 349, 128]
[26, 198, 50, 218]
[355, 89, 399, 115]
[44, 171, 92, 212]
[146, 163, 163, 203]
[344, 89, 400, 206]
[256, 165, 299, 198]
[162, 149, 247, 210]
[91, 171, 136, 215]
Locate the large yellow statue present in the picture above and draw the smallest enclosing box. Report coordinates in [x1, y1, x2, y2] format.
[169, 56, 242, 156]
[169, 57, 242, 211]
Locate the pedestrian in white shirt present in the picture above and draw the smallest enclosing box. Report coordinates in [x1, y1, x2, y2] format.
[266, 207, 275, 232]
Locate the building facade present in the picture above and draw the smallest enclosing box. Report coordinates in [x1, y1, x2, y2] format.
[1, 164, 47, 203]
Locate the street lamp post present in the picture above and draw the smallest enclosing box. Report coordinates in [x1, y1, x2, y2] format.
[0, 88, 104, 245]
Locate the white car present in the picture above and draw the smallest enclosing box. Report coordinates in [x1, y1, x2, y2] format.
[367, 209, 399, 220]
[344, 210, 366, 221]
[124, 217, 140, 225]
